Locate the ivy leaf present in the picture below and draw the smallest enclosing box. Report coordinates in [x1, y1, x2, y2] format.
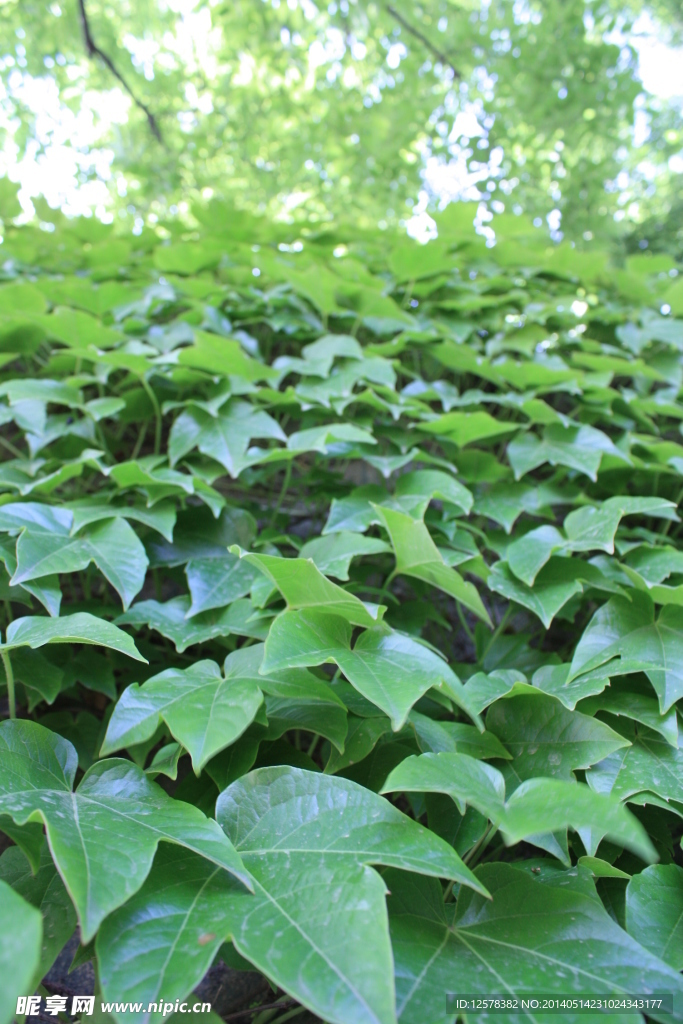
[409, 712, 511, 760]
[168, 400, 285, 475]
[625, 865, 683, 970]
[393, 469, 473, 514]
[388, 864, 682, 1024]
[299, 531, 391, 580]
[488, 558, 622, 628]
[67, 497, 177, 543]
[374, 506, 491, 624]
[101, 658, 264, 772]
[578, 690, 679, 748]
[501, 779, 656, 860]
[176, 331, 278, 382]
[12, 516, 148, 610]
[505, 525, 565, 586]
[0, 842, 77, 983]
[564, 497, 677, 552]
[185, 553, 258, 616]
[485, 693, 630, 783]
[0, 879, 42, 1024]
[382, 754, 654, 860]
[148, 506, 256, 567]
[507, 424, 629, 481]
[233, 549, 385, 627]
[587, 729, 683, 803]
[98, 767, 489, 1024]
[382, 752, 506, 819]
[325, 715, 393, 774]
[505, 498, 677, 587]
[97, 846, 245, 1024]
[1, 611, 146, 661]
[263, 608, 480, 730]
[570, 592, 683, 712]
[0, 815, 45, 872]
[215, 767, 488, 1024]
[117, 596, 271, 651]
[418, 410, 518, 447]
[0, 720, 251, 942]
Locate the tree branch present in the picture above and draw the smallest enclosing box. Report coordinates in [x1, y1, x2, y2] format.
[77, 0, 163, 142]
[385, 5, 461, 80]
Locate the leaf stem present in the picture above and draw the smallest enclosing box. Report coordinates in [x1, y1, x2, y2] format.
[306, 733, 320, 757]
[463, 824, 497, 868]
[1, 649, 15, 719]
[141, 376, 162, 456]
[483, 604, 512, 657]
[268, 1006, 306, 1024]
[270, 460, 292, 526]
[131, 420, 148, 461]
[377, 568, 397, 607]
[456, 603, 475, 646]
[0, 433, 24, 459]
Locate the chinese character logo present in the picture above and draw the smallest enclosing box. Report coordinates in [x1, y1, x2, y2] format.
[72, 996, 95, 1016]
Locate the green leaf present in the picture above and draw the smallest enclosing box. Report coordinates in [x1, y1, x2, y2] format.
[489, 558, 622, 628]
[176, 329, 278, 382]
[625, 865, 683, 970]
[0, 842, 77, 983]
[578, 690, 678, 747]
[388, 864, 682, 1024]
[374, 506, 491, 624]
[117, 596, 271, 651]
[325, 715, 393, 774]
[506, 525, 565, 586]
[67, 497, 177, 543]
[0, 815, 45, 872]
[299, 531, 390, 580]
[418, 410, 518, 447]
[97, 846, 245, 1024]
[409, 712, 511, 759]
[12, 516, 148, 610]
[2, 611, 146, 661]
[382, 754, 654, 860]
[486, 693, 630, 783]
[102, 658, 264, 772]
[394, 469, 473, 515]
[98, 767, 490, 1024]
[507, 425, 628, 481]
[564, 497, 678, 552]
[0, 719, 251, 941]
[263, 608, 480, 730]
[0, 879, 42, 1024]
[215, 766, 488, 1024]
[168, 400, 285, 476]
[234, 549, 385, 627]
[570, 592, 683, 712]
[587, 729, 683, 804]
[185, 552, 258, 616]
[382, 751, 506, 819]
[501, 779, 655, 860]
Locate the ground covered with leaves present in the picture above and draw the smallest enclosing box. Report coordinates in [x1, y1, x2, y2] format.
[0, 207, 682, 1024]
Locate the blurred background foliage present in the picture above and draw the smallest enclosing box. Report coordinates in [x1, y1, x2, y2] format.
[0, 0, 681, 252]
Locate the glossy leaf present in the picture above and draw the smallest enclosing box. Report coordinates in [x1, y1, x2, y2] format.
[388, 864, 682, 1024]
[625, 865, 683, 970]
[263, 608, 480, 729]
[0, 879, 42, 1024]
[374, 506, 491, 623]
[0, 720, 251, 941]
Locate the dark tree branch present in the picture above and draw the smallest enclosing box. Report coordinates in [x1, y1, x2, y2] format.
[385, 5, 461, 80]
[77, 0, 163, 142]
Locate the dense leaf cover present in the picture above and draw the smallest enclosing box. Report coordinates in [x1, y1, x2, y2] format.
[0, 210, 682, 1024]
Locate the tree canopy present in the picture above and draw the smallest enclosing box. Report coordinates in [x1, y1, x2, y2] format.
[0, 0, 681, 247]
